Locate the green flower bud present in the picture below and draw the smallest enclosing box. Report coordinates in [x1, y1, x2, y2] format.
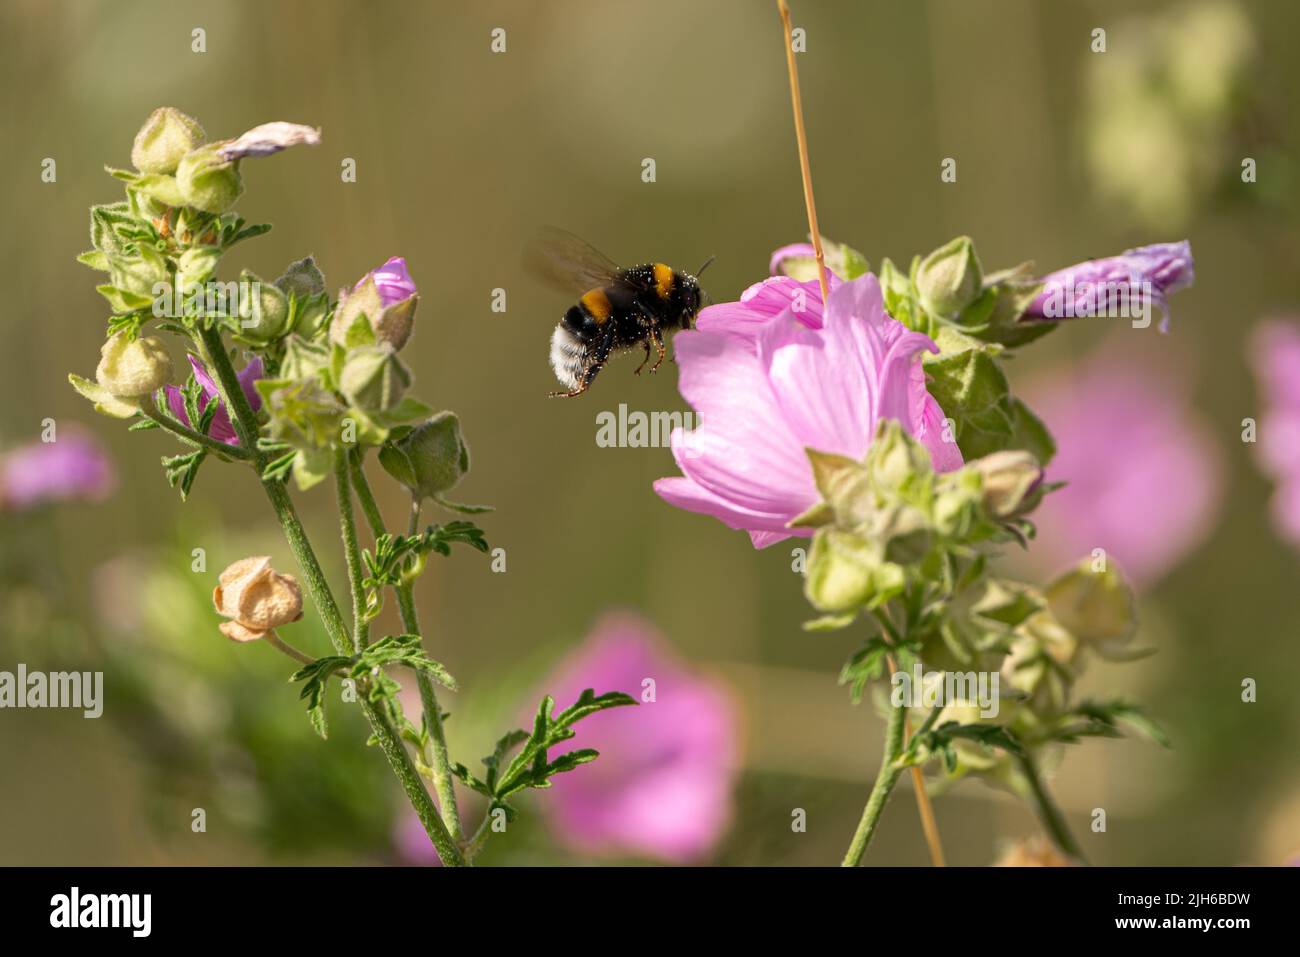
[864, 502, 932, 564]
[109, 245, 169, 298]
[379, 413, 471, 501]
[972, 450, 1043, 519]
[95, 333, 173, 397]
[235, 270, 291, 346]
[1002, 612, 1079, 716]
[1045, 560, 1137, 649]
[175, 245, 221, 294]
[804, 529, 884, 613]
[131, 107, 205, 175]
[176, 144, 244, 213]
[916, 236, 983, 319]
[329, 275, 417, 352]
[797, 449, 874, 528]
[933, 467, 983, 537]
[339, 344, 411, 412]
[275, 256, 326, 300]
[279, 335, 331, 382]
[865, 419, 933, 497]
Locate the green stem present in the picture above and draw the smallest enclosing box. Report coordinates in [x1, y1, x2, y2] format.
[842, 688, 908, 866]
[1015, 750, 1087, 864]
[264, 629, 315, 665]
[334, 449, 369, 651]
[193, 322, 465, 866]
[348, 449, 464, 843]
[139, 397, 253, 459]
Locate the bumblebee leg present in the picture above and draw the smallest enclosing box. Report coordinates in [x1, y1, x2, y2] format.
[633, 341, 652, 375]
[649, 331, 667, 373]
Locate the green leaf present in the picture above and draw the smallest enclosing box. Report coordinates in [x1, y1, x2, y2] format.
[1069, 700, 1171, 748]
[838, 635, 893, 704]
[77, 250, 110, 272]
[226, 222, 272, 248]
[352, 634, 458, 691]
[96, 284, 154, 313]
[490, 688, 637, 801]
[290, 655, 353, 739]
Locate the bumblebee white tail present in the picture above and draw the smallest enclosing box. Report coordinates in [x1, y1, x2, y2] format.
[549, 324, 586, 390]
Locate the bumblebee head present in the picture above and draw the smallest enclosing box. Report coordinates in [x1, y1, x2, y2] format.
[678, 256, 715, 328]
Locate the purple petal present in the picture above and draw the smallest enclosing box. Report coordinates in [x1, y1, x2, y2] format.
[357, 256, 417, 307]
[655, 272, 960, 547]
[1025, 241, 1194, 332]
[768, 243, 817, 275]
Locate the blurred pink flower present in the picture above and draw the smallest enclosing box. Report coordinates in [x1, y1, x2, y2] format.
[1020, 339, 1223, 588]
[1249, 320, 1300, 546]
[0, 428, 115, 511]
[655, 271, 961, 548]
[164, 354, 263, 447]
[534, 613, 737, 863]
[394, 812, 442, 866]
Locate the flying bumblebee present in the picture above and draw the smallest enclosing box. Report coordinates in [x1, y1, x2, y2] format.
[529, 228, 712, 397]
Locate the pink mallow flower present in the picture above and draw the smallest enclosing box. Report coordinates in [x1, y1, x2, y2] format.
[1250, 320, 1300, 547]
[1019, 339, 1223, 589]
[534, 613, 737, 863]
[0, 428, 115, 512]
[164, 354, 264, 447]
[1023, 241, 1194, 332]
[654, 271, 961, 548]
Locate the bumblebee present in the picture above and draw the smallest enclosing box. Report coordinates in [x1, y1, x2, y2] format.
[530, 228, 712, 397]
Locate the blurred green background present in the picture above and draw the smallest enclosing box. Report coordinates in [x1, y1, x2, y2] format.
[1, 0, 1298, 865]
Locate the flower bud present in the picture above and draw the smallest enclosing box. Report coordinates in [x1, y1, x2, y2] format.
[329, 259, 418, 351]
[339, 344, 411, 412]
[803, 529, 890, 613]
[972, 450, 1043, 519]
[176, 144, 244, 213]
[212, 556, 303, 642]
[1045, 560, 1137, 648]
[865, 419, 933, 496]
[235, 270, 291, 346]
[95, 333, 173, 397]
[916, 236, 983, 319]
[131, 107, 205, 175]
[1002, 612, 1078, 715]
[864, 502, 932, 564]
[175, 245, 221, 294]
[379, 412, 471, 501]
[275, 256, 326, 300]
[109, 245, 169, 298]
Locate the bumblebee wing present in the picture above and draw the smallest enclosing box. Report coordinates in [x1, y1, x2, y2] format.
[526, 227, 624, 296]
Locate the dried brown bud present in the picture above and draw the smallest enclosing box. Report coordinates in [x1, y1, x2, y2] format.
[212, 556, 303, 642]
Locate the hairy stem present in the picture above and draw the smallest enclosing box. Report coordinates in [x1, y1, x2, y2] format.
[1016, 750, 1087, 864]
[333, 448, 368, 651]
[842, 685, 907, 867]
[139, 396, 252, 459]
[193, 322, 464, 866]
[349, 451, 464, 843]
